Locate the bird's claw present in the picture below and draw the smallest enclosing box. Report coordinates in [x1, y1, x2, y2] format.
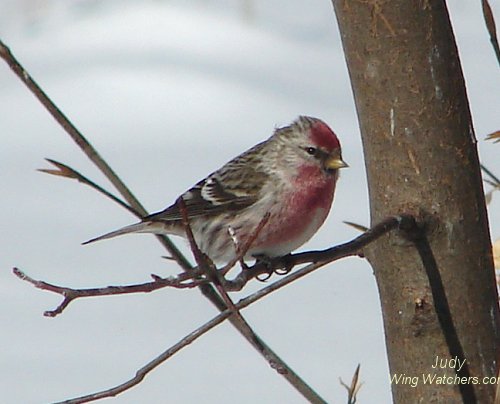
[253, 254, 293, 282]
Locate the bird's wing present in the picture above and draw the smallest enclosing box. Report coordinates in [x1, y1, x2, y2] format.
[146, 143, 270, 222]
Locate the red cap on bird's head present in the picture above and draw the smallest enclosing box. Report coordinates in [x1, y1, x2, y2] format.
[304, 116, 341, 152]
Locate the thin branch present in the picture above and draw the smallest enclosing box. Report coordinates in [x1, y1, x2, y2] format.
[0, 39, 191, 272]
[227, 220, 414, 305]
[343, 221, 369, 232]
[340, 364, 362, 404]
[485, 130, 500, 143]
[0, 41, 141, 216]
[481, 0, 500, 66]
[485, 179, 500, 188]
[39, 159, 138, 216]
[12, 268, 204, 317]
[481, 164, 500, 187]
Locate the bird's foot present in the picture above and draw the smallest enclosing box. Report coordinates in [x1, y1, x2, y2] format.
[252, 254, 293, 281]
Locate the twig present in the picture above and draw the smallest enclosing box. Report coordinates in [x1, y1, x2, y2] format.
[343, 221, 368, 232]
[39, 159, 139, 216]
[340, 364, 362, 404]
[0, 41, 140, 217]
[12, 268, 204, 317]
[481, 0, 500, 66]
[481, 164, 500, 187]
[0, 39, 191, 271]
[224, 218, 415, 303]
[485, 130, 500, 143]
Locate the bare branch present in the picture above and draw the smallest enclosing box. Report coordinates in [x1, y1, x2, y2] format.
[39, 159, 138, 216]
[0, 39, 191, 271]
[481, 0, 500, 66]
[485, 130, 500, 143]
[0, 41, 141, 215]
[12, 267, 205, 317]
[342, 221, 369, 232]
[481, 164, 500, 187]
[339, 364, 362, 404]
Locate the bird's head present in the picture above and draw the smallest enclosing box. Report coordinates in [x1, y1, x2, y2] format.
[275, 116, 348, 175]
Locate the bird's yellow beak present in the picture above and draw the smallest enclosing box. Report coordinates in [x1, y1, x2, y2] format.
[324, 155, 349, 170]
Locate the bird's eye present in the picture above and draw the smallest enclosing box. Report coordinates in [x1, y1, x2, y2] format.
[305, 147, 317, 156]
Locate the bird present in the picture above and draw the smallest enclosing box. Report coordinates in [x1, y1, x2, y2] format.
[83, 116, 348, 263]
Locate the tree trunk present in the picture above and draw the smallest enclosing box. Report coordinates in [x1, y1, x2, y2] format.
[331, 1, 500, 402]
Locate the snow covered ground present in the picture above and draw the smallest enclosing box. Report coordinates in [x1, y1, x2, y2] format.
[0, 1, 498, 403]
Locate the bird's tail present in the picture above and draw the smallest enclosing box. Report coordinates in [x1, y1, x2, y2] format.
[82, 221, 166, 245]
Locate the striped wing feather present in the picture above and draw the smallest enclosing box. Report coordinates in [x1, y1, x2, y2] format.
[146, 143, 269, 222]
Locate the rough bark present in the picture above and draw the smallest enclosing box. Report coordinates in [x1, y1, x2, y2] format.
[331, 1, 500, 402]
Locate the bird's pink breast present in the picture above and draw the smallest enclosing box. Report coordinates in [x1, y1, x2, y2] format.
[254, 164, 336, 253]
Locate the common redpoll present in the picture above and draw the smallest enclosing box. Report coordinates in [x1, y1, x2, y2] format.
[84, 116, 347, 263]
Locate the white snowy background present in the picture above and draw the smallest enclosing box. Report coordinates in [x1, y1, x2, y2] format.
[1, 1, 499, 403]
